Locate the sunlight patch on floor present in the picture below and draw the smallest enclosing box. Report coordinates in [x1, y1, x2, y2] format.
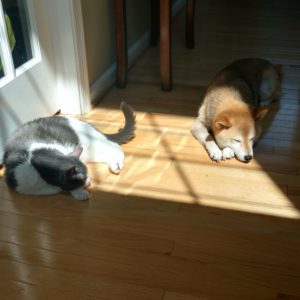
[87, 109, 300, 220]
[0, 107, 299, 220]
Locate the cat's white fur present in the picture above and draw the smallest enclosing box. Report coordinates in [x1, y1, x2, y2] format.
[29, 142, 75, 155]
[66, 117, 125, 174]
[12, 142, 89, 200]
[14, 161, 62, 195]
[4, 101, 136, 201]
[11, 117, 126, 201]
[14, 160, 90, 200]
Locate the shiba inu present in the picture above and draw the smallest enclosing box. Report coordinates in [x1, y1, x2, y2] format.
[191, 58, 281, 163]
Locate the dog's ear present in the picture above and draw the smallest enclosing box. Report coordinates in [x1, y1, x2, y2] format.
[252, 107, 269, 121]
[214, 115, 231, 130]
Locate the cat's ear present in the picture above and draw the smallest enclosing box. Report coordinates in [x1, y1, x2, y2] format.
[68, 147, 83, 158]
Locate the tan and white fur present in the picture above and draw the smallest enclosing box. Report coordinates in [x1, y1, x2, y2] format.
[191, 58, 281, 163]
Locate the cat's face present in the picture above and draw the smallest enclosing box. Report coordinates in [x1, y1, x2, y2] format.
[62, 157, 88, 191]
[59, 147, 89, 191]
[28, 146, 89, 192]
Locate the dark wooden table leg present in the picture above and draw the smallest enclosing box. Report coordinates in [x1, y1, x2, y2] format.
[160, 0, 172, 91]
[150, 0, 159, 46]
[186, 0, 195, 49]
[185, 0, 195, 49]
[114, 0, 127, 88]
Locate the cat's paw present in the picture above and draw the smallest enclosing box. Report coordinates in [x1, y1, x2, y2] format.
[108, 161, 124, 174]
[222, 147, 235, 160]
[70, 188, 90, 201]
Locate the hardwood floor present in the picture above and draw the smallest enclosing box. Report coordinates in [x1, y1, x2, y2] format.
[1, 0, 300, 299]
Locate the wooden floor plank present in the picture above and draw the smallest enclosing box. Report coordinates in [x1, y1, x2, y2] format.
[0, 259, 164, 300]
[163, 291, 208, 300]
[1, 0, 300, 298]
[0, 277, 102, 300]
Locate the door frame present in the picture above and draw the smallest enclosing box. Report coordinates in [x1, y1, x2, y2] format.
[45, 0, 90, 114]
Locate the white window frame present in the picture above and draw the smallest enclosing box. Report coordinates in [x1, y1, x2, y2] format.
[0, 0, 41, 88]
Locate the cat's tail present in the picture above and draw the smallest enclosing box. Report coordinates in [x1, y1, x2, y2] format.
[105, 101, 136, 144]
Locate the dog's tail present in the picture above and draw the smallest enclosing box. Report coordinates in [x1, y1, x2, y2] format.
[105, 101, 136, 144]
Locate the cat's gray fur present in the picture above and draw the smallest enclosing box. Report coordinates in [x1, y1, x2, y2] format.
[2, 101, 136, 200]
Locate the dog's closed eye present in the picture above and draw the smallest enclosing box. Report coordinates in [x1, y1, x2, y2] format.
[232, 139, 241, 143]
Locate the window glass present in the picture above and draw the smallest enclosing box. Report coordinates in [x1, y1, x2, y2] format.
[2, 0, 33, 69]
[0, 56, 4, 78]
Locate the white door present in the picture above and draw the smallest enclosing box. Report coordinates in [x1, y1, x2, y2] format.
[0, 0, 90, 157]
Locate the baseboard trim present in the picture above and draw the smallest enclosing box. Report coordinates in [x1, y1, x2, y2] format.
[90, 31, 150, 102]
[90, 0, 185, 103]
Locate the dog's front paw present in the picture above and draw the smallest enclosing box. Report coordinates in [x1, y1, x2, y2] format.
[222, 147, 235, 160]
[207, 144, 223, 162]
[70, 188, 90, 201]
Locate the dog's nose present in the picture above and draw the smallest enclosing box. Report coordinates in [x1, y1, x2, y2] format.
[244, 155, 253, 162]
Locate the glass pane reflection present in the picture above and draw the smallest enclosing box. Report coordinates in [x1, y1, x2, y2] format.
[2, 0, 33, 69]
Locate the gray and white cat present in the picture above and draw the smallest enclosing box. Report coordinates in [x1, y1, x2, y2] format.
[2, 101, 136, 200]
